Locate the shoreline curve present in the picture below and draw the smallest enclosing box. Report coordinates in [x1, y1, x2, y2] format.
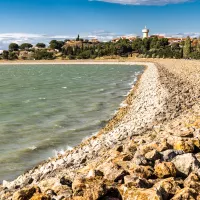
[1, 60, 200, 200]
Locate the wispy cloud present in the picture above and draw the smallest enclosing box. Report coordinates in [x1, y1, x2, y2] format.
[90, 0, 193, 5]
[0, 31, 123, 50]
[154, 32, 200, 38]
[0, 31, 199, 50]
[0, 33, 74, 50]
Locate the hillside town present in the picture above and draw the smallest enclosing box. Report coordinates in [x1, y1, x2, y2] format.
[0, 27, 200, 60]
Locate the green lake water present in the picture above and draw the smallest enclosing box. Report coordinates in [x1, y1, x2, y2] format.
[0, 64, 144, 182]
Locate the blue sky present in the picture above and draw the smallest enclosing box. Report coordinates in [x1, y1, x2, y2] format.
[0, 0, 200, 49]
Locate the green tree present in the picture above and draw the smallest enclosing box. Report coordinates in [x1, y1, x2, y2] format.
[197, 38, 200, 52]
[49, 40, 64, 51]
[34, 50, 54, 60]
[159, 38, 169, 47]
[78, 50, 91, 59]
[150, 37, 158, 49]
[132, 38, 143, 52]
[36, 43, 46, 48]
[64, 46, 74, 55]
[2, 50, 9, 59]
[76, 34, 80, 41]
[8, 51, 18, 60]
[9, 43, 19, 51]
[20, 43, 33, 50]
[190, 51, 200, 59]
[142, 38, 151, 51]
[183, 36, 191, 58]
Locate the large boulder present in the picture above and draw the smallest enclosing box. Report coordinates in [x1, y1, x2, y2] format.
[132, 165, 154, 179]
[72, 178, 121, 200]
[118, 185, 163, 200]
[97, 162, 129, 183]
[154, 162, 177, 178]
[171, 187, 199, 200]
[145, 150, 161, 162]
[133, 152, 149, 166]
[12, 186, 41, 200]
[30, 193, 51, 200]
[172, 154, 200, 177]
[161, 149, 184, 162]
[173, 140, 195, 153]
[184, 173, 200, 191]
[154, 178, 180, 200]
[124, 175, 152, 188]
[52, 185, 72, 199]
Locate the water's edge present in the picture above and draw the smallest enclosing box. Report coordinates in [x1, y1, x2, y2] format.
[0, 62, 146, 182]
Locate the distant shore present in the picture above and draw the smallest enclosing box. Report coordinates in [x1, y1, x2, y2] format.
[0, 57, 199, 65]
[0, 58, 143, 65]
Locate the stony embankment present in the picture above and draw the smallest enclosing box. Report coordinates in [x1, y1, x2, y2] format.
[0, 60, 200, 200]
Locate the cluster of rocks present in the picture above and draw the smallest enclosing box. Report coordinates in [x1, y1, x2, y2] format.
[0, 60, 199, 200]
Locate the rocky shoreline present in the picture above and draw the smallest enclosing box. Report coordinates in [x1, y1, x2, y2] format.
[0, 60, 200, 200]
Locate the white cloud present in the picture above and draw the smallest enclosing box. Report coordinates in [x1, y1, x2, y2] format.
[154, 32, 200, 38]
[0, 31, 199, 50]
[90, 0, 192, 5]
[0, 33, 74, 50]
[0, 31, 122, 50]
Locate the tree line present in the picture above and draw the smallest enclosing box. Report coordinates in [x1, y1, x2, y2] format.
[0, 35, 200, 60]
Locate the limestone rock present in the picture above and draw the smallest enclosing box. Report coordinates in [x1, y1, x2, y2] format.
[72, 178, 85, 196]
[154, 178, 180, 200]
[119, 185, 163, 200]
[86, 169, 104, 178]
[173, 140, 195, 153]
[184, 173, 200, 191]
[133, 165, 154, 179]
[161, 149, 184, 162]
[133, 153, 149, 166]
[145, 150, 161, 161]
[13, 186, 41, 200]
[154, 162, 177, 178]
[97, 162, 129, 182]
[124, 175, 152, 188]
[171, 187, 198, 200]
[172, 154, 200, 177]
[192, 138, 200, 149]
[184, 173, 199, 186]
[72, 178, 119, 200]
[30, 193, 51, 200]
[195, 153, 200, 162]
[52, 185, 72, 198]
[125, 140, 138, 154]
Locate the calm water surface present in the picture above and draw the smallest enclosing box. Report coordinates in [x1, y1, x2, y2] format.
[0, 64, 144, 182]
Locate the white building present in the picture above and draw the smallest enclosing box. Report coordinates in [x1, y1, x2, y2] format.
[142, 26, 149, 39]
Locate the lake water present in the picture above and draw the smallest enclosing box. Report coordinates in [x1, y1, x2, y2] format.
[0, 64, 144, 182]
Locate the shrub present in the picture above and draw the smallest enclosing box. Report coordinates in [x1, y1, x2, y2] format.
[34, 50, 54, 60]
